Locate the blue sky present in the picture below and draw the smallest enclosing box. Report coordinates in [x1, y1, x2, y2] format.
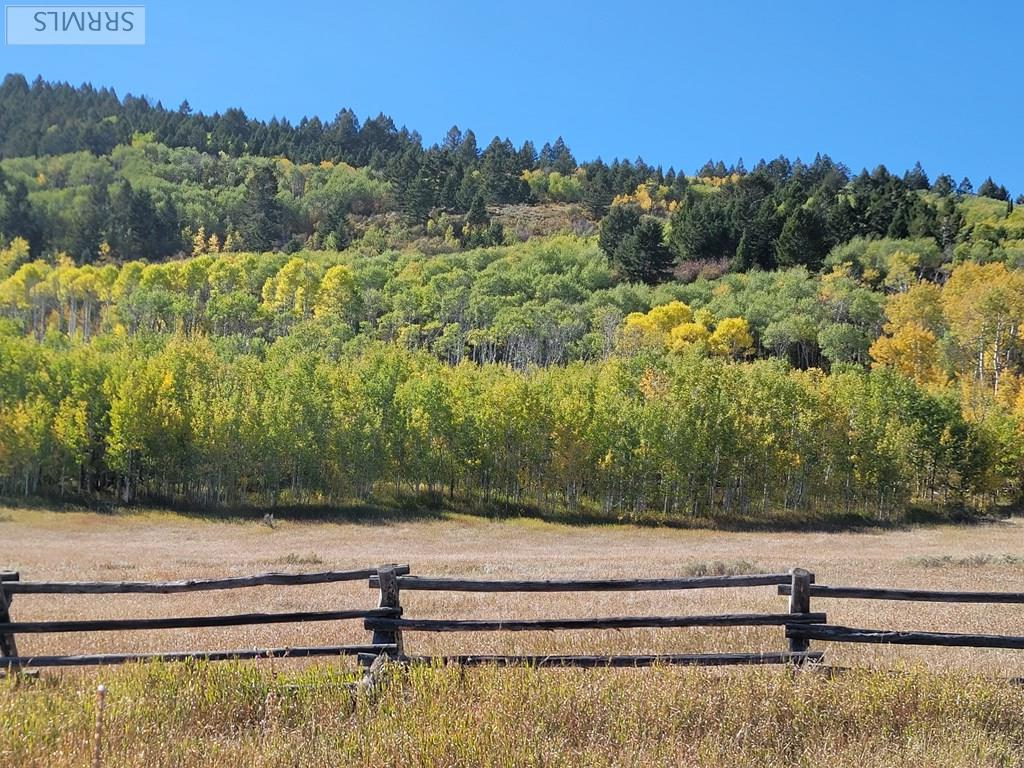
[2, 0, 1021, 192]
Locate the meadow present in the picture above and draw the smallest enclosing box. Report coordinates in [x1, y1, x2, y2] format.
[3, 505, 1024, 765]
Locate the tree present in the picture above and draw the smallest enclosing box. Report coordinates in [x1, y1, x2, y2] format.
[977, 177, 1009, 201]
[598, 204, 641, 258]
[668, 194, 736, 263]
[613, 217, 673, 284]
[869, 322, 946, 386]
[467, 193, 489, 228]
[314, 264, 359, 325]
[239, 166, 284, 251]
[931, 174, 955, 196]
[0, 176, 41, 253]
[903, 161, 930, 191]
[775, 207, 829, 269]
[402, 169, 435, 224]
[708, 317, 754, 358]
[599, 206, 672, 284]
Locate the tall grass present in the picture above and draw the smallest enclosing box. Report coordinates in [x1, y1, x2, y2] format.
[4, 663, 1024, 767]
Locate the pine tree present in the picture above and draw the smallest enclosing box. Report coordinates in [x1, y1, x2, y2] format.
[598, 204, 641, 259]
[903, 161, 930, 190]
[608, 215, 673, 284]
[931, 174, 955, 196]
[402, 170, 435, 224]
[239, 166, 283, 251]
[775, 207, 828, 269]
[467, 193, 489, 227]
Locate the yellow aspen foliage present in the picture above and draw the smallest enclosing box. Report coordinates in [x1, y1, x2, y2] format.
[313, 264, 357, 320]
[633, 185, 653, 212]
[207, 233, 221, 254]
[667, 322, 711, 352]
[1015, 385, 1024, 421]
[883, 250, 920, 293]
[941, 262, 1024, 395]
[885, 282, 945, 334]
[622, 301, 695, 350]
[191, 226, 207, 257]
[611, 184, 673, 215]
[638, 368, 671, 400]
[708, 317, 754, 358]
[645, 300, 693, 331]
[0, 237, 31, 279]
[869, 322, 947, 386]
[694, 307, 715, 327]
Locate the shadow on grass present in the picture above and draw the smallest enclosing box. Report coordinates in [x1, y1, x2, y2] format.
[3, 491, 1015, 534]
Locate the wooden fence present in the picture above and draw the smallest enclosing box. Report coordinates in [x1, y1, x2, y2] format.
[3, 564, 1024, 674]
[779, 581, 1024, 651]
[0, 566, 407, 669]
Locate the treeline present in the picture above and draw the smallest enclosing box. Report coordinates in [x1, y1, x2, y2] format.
[1, 334, 1019, 519]
[1, 237, 1023, 518]
[1, 74, 1020, 274]
[4, 236, 1023, 379]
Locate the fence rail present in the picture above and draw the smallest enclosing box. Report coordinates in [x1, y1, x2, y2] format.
[364, 612, 826, 633]
[778, 584, 1024, 604]
[0, 607, 400, 634]
[4, 564, 1024, 675]
[788, 625, 1024, 649]
[6, 566, 410, 595]
[368, 573, 799, 592]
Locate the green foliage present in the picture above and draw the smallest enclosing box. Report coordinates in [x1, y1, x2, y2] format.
[599, 206, 674, 284]
[0, 311, 1019, 518]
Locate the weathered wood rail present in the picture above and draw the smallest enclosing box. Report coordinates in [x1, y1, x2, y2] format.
[0, 566, 821, 671]
[0, 566, 407, 671]
[362, 569, 825, 668]
[5, 564, 1024, 675]
[778, 580, 1024, 652]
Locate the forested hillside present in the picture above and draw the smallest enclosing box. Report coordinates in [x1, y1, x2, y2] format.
[1, 74, 1023, 522]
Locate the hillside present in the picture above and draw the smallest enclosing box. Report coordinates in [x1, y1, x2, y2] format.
[1, 75, 1023, 523]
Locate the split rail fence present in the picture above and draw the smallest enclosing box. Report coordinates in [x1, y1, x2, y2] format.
[3, 565, 1024, 673]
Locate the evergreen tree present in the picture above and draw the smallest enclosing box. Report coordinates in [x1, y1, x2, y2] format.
[931, 174, 955, 196]
[903, 161, 930, 190]
[68, 183, 110, 263]
[0, 175, 41, 253]
[775, 207, 828, 269]
[239, 166, 283, 251]
[598, 204, 641, 258]
[613, 217, 673, 284]
[402, 170, 435, 224]
[977, 176, 1009, 201]
[581, 165, 614, 218]
[467, 193, 490, 227]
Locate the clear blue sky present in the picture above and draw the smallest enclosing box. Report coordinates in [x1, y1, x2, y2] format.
[2, 0, 1021, 192]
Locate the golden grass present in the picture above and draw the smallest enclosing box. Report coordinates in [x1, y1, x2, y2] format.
[3, 505, 1024, 765]
[4, 662, 1024, 767]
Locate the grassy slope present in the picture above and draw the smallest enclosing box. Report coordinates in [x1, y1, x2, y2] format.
[4, 663, 1024, 767]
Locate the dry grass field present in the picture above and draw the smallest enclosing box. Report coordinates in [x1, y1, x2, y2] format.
[3, 504, 1024, 766]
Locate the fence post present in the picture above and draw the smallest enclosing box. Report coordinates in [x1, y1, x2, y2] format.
[788, 568, 812, 657]
[370, 565, 403, 663]
[0, 571, 20, 673]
